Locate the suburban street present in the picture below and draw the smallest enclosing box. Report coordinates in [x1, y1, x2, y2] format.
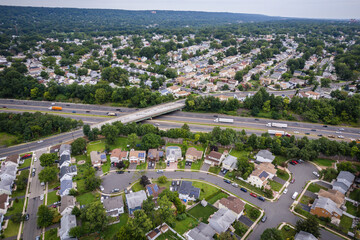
[101, 161, 343, 240]
[23, 148, 47, 240]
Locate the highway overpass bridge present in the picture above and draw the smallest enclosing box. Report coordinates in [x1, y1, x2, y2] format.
[91, 100, 185, 129]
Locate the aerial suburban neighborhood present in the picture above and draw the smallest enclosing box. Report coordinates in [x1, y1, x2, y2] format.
[0, 2, 360, 240]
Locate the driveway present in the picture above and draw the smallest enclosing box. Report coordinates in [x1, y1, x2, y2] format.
[128, 163, 137, 169]
[201, 163, 211, 171]
[273, 176, 286, 185]
[166, 162, 177, 170]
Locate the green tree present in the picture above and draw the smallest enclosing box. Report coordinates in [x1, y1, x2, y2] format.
[157, 195, 175, 226]
[158, 176, 167, 184]
[141, 133, 163, 150]
[140, 175, 151, 187]
[295, 216, 320, 238]
[101, 124, 119, 145]
[83, 124, 91, 137]
[71, 138, 87, 155]
[218, 231, 237, 240]
[37, 205, 54, 228]
[125, 210, 153, 239]
[80, 201, 109, 232]
[39, 167, 58, 183]
[128, 133, 138, 148]
[260, 228, 284, 240]
[95, 88, 108, 104]
[85, 175, 101, 191]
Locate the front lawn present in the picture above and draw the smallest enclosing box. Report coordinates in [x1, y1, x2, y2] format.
[192, 181, 219, 200]
[313, 158, 335, 167]
[187, 204, 217, 223]
[177, 160, 186, 169]
[3, 220, 20, 238]
[76, 192, 98, 206]
[156, 160, 166, 169]
[47, 191, 59, 205]
[340, 215, 353, 233]
[19, 158, 32, 168]
[102, 156, 112, 173]
[276, 169, 290, 181]
[345, 201, 360, 217]
[207, 191, 229, 204]
[280, 225, 296, 239]
[268, 180, 283, 192]
[131, 182, 145, 192]
[102, 214, 128, 239]
[208, 166, 221, 174]
[45, 228, 60, 240]
[5, 198, 25, 217]
[174, 214, 198, 235]
[190, 160, 203, 170]
[307, 183, 328, 193]
[136, 161, 147, 170]
[300, 195, 314, 205]
[349, 189, 360, 202]
[244, 204, 261, 222]
[233, 221, 249, 237]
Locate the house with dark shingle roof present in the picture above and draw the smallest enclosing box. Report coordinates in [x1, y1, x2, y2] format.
[332, 171, 355, 194]
[60, 195, 76, 216]
[185, 222, 216, 240]
[310, 197, 342, 220]
[0, 194, 9, 215]
[59, 154, 71, 168]
[178, 181, 200, 201]
[204, 151, 224, 166]
[147, 149, 160, 162]
[103, 195, 124, 217]
[59, 165, 77, 182]
[294, 231, 317, 240]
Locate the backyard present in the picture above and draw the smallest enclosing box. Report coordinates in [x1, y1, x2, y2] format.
[339, 215, 353, 233]
[206, 191, 229, 204]
[12, 170, 29, 198]
[45, 228, 60, 240]
[345, 201, 360, 217]
[300, 195, 314, 205]
[76, 192, 98, 206]
[244, 204, 261, 222]
[173, 214, 198, 235]
[349, 189, 360, 202]
[101, 214, 128, 239]
[187, 204, 217, 223]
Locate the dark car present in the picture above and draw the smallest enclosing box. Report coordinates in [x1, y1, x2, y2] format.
[261, 216, 267, 222]
[240, 188, 247, 192]
[311, 129, 316, 132]
[258, 196, 265, 201]
[66, 104, 70, 106]
[323, 125, 328, 127]
[2, 106, 6, 108]
[317, 134, 323, 137]
[290, 178, 295, 184]
[305, 133, 310, 135]
[224, 179, 231, 184]
[24, 214, 29, 221]
[255, 118, 259, 121]
[86, 110, 90, 113]
[53, 186, 60, 190]
[116, 171, 124, 174]
[72, 111, 76, 113]
[289, 161, 295, 165]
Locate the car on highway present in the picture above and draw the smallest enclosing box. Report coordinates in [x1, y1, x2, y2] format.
[37, 140, 43, 143]
[328, 135, 335, 138]
[255, 119, 259, 121]
[261, 215, 267, 222]
[224, 179, 231, 184]
[323, 125, 328, 127]
[283, 188, 288, 194]
[290, 178, 295, 184]
[313, 171, 320, 178]
[72, 111, 76, 113]
[155, 123, 160, 126]
[2, 106, 6, 108]
[311, 129, 316, 131]
[35, 236, 40, 240]
[305, 133, 310, 135]
[157, 170, 164, 173]
[86, 110, 90, 113]
[339, 128, 345, 131]
[240, 188, 247, 192]
[338, 135, 344, 139]
[250, 193, 257, 198]
[294, 131, 299, 134]
[317, 134, 323, 137]
[336, 131, 342, 134]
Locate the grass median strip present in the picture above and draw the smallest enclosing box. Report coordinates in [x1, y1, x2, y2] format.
[3, 108, 112, 118]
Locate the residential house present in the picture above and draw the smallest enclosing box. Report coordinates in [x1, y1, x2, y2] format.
[310, 197, 342, 220]
[147, 149, 161, 162]
[59, 214, 77, 240]
[59, 154, 71, 168]
[103, 195, 124, 217]
[60, 144, 71, 157]
[166, 85, 181, 94]
[185, 147, 203, 163]
[59, 165, 77, 182]
[317, 189, 345, 208]
[294, 231, 317, 240]
[305, 91, 320, 100]
[166, 146, 182, 162]
[204, 151, 224, 166]
[0, 164, 17, 195]
[126, 190, 147, 214]
[59, 178, 73, 197]
[0, 194, 9, 215]
[247, 163, 277, 188]
[255, 150, 275, 163]
[178, 181, 200, 201]
[110, 149, 128, 164]
[146, 183, 165, 199]
[222, 155, 238, 171]
[129, 150, 146, 164]
[185, 222, 216, 240]
[5, 155, 19, 165]
[332, 171, 355, 194]
[218, 196, 245, 219]
[90, 151, 106, 168]
[209, 208, 237, 233]
[60, 195, 76, 216]
[175, 90, 191, 98]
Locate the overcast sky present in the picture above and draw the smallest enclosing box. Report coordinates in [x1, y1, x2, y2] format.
[0, 0, 359, 19]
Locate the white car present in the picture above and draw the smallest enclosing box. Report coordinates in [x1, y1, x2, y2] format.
[336, 131, 342, 134]
[283, 188, 288, 194]
[100, 185, 104, 191]
[40, 194, 44, 201]
[313, 171, 320, 178]
[37, 140, 43, 143]
[34, 157, 37, 162]
[338, 135, 344, 139]
[339, 128, 344, 131]
[155, 123, 160, 126]
[294, 131, 299, 134]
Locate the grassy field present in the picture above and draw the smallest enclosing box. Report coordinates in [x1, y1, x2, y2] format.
[5, 198, 25, 217]
[313, 158, 335, 167]
[19, 158, 32, 168]
[192, 181, 219, 200]
[102, 214, 128, 239]
[47, 191, 59, 205]
[0, 132, 19, 147]
[307, 183, 328, 193]
[76, 192, 98, 206]
[177, 160, 186, 169]
[191, 160, 203, 170]
[45, 228, 60, 240]
[349, 189, 360, 202]
[207, 191, 229, 204]
[131, 182, 145, 192]
[156, 160, 166, 169]
[229, 150, 250, 159]
[276, 169, 290, 181]
[345, 201, 360, 217]
[280, 225, 296, 239]
[208, 166, 221, 174]
[3, 220, 20, 238]
[340, 215, 353, 232]
[300, 195, 314, 205]
[153, 180, 172, 189]
[187, 204, 217, 223]
[174, 214, 198, 234]
[87, 137, 133, 153]
[268, 180, 283, 192]
[136, 161, 147, 170]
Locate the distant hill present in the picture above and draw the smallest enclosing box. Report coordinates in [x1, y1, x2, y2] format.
[0, 5, 286, 35]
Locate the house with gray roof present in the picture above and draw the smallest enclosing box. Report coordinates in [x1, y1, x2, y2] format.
[310, 197, 342, 220]
[126, 190, 147, 215]
[59, 214, 77, 240]
[185, 222, 216, 240]
[209, 208, 237, 233]
[294, 231, 317, 240]
[165, 146, 182, 162]
[178, 181, 200, 201]
[60, 178, 73, 197]
[59, 154, 71, 168]
[255, 150, 275, 163]
[60, 195, 76, 216]
[0, 164, 17, 195]
[60, 144, 71, 156]
[332, 171, 355, 194]
[222, 155, 238, 171]
[59, 165, 77, 182]
[103, 195, 124, 217]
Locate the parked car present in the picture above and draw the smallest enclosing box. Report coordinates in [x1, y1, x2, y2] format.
[258, 196, 265, 201]
[111, 188, 119, 193]
[40, 194, 44, 201]
[313, 171, 320, 178]
[34, 157, 37, 162]
[24, 214, 29, 221]
[224, 179, 231, 184]
[261, 216, 267, 222]
[100, 185, 104, 191]
[338, 135, 344, 139]
[116, 171, 124, 174]
[323, 125, 328, 127]
[37, 140, 43, 143]
[231, 183, 238, 188]
[255, 119, 259, 121]
[157, 170, 164, 173]
[339, 128, 344, 131]
[317, 134, 323, 137]
[283, 188, 288, 194]
[250, 193, 257, 198]
[72, 111, 76, 113]
[305, 133, 310, 135]
[328, 135, 335, 138]
[240, 188, 247, 193]
[291, 160, 298, 165]
[311, 129, 316, 131]
[290, 178, 295, 184]
[222, 169, 228, 174]
[289, 161, 295, 165]
[53, 186, 60, 190]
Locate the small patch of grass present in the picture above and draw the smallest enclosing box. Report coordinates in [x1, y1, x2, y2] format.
[3, 220, 20, 238]
[244, 204, 261, 222]
[153, 180, 171, 189]
[102, 214, 128, 239]
[340, 215, 353, 232]
[47, 191, 59, 205]
[187, 204, 217, 223]
[300, 195, 314, 205]
[313, 158, 335, 167]
[190, 160, 203, 170]
[192, 181, 219, 200]
[268, 180, 283, 192]
[207, 191, 229, 205]
[174, 214, 198, 235]
[345, 201, 360, 217]
[349, 189, 360, 202]
[208, 166, 221, 174]
[5, 198, 25, 216]
[156, 230, 183, 240]
[229, 150, 250, 159]
[48, 180, 60, 190]
[177, 160, 186, 169]
[12, 170, 29, 198]
[136, 161, 147, 170]
[280, 225, 296, 239]
[273, 155, 288, 165]
[131, 182, 145, 192]
[307, 183, 328, 193]
[102, 156, 111, 173]
[76, 192, 98, 206]
[19, 158, 31, 168]
[233, 221, 249, 237]
[276, 169, 290, 181]
[45, 228, 60, 240]
[155, 160, 166, 169]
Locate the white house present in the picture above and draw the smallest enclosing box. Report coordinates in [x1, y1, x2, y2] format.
[255, 150, 275, 163]
[103, 195, 124, 217]
[222, 155, 238, 171]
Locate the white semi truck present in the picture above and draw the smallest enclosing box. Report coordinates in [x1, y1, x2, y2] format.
[266, 122, 288, 128]
[267, 130, 291, 137]
[214, 118, 234, 123]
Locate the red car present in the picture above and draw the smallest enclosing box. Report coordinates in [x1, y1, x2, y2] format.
[51, 205, 57, 208]
[290, 178, 295, 184]
[292, 160, 298, 165]
[250, 193, 257, 198]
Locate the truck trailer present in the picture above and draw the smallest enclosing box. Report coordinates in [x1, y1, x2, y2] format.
[267, 130, 291, 137]
[214, 118, 234, 123]
[49, 106, 62, 111]
[266, 122, 288, 128]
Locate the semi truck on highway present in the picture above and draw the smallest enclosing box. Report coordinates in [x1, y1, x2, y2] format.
[214, 118, 234, 123]
[48, 106, 62, 111]
[266, 122, 288, 128]
[268, 130, 291, 137]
